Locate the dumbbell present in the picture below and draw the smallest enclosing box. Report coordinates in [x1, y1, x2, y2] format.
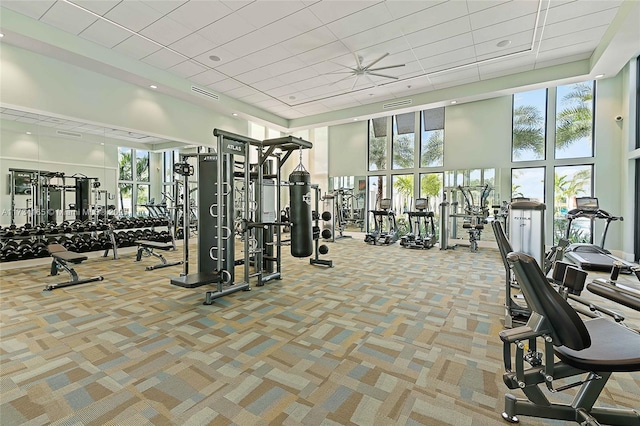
[32, 242, 49, 258]
[17, 241, 35, 260]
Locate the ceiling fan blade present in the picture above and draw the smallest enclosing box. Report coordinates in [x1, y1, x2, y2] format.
[325, 71, 357, 75]
[354, 52, 362, 69]
[368, 64, 405, 72]
[368, 72, 399, 80]
[365, 74, 379, 87]
[328, 74, 356, 86]
[328, 60, 356, 71]
[364, 52, 390, 69]
[351, 75, 360, 91]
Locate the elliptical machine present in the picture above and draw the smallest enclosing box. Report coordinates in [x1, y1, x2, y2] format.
[400, 198, 436, 249]
[364, 198, 398, 245]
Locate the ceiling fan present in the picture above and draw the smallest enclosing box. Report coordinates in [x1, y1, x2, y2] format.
[327, 53, 405, 91]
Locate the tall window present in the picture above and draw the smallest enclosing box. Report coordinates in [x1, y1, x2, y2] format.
[553, 165, 593, 243]
[555, 81, 594, 159]
[118, 147, 150, 217]
[512, 89, 546, 161]
[368, 117, 388, 171]
[421, 107, 444, 167]
[512, 167, 545, 202]
[367, 175, 387, 211]
[392, 174, 414, 213]
[392, 113, 415, 169]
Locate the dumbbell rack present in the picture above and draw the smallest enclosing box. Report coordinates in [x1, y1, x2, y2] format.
[0, 218, 174, 264]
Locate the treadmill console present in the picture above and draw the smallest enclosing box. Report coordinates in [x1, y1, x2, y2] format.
[575, 197, 599, 212]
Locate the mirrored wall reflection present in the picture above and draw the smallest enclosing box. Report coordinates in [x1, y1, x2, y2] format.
[0, 107, 183, 227]
[327, 176, 366, 232]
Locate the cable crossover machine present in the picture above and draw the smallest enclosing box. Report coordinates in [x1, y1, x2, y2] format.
[170, 129, 329, 304]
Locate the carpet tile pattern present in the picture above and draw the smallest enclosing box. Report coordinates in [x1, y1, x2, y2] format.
[1, 238, 638, 425]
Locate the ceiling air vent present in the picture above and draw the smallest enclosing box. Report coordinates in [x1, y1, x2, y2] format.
[191, 86, 219, 101]
[56, 130, 83, 138]
[383, 99, 412, 109]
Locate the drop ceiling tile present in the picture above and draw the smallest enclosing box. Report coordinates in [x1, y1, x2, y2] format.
[325, 2, 393, 39]
[104, 1, 164, 32]
[239, 92, 272, 104]
[234, 0, 306, 28]
[168, 60, 208, 78]
[260, 57, 307, 77]
[413, 33, 475, 61]
[541, 9, 619, 40]
[139, 16, 193, 46]
[215, 58, 261, 77]
[469, 0, 539, 30]
[307, 1, 381, 24]
[254, 98, 286, 109]
[141, 48, 186, 69]
[296, 41, 352, 65]
[277, 66, 321, 85]
[403, 16, 471, 49]
[432, 74, 480, 90]
[169, 33, 216, 58]
[242, 45, 293, 68]
[279, 27, 339, 56]
[225, 85, 260, 99]
[73, 0, 120, 16]
[384, 0, 447, 19]
[197, 13, 258, 47]
[166, 1, 234, 32]
[1, 1, 55, 20]
[545, 0, 622, 25]
[395, 1, 468, 35]
[236, 68, 277, 85]
[221, 0, 253, 11]
[421, 47, 477, 73]
[191, 47, 241, 69]
[112, 35, 162, 59]
[537, 26, 607, 52]
[342, 22, 407, 53]
[141, 0, 187, 15]
[466, 0, 508, 14]
[250, 78, 288, 92]
[471, 13, 538, 44]
[80, 19, 132, 48]
[292, 103, 332, 115]
[475, 31, 534, 57]
[395, 60, 425, 77]
[207, 78, 245, 93]
[189, 69, 227, 86]
[267, 85, 300, 98]
[40, 1, 97, 35]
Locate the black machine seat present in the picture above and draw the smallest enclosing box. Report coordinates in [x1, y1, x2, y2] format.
[500, 252, 640, 425]
[555, 317, 640, 372]
[134, 240, 174, 250]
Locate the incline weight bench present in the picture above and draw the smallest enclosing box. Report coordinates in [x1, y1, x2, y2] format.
[45, 244, 104, 291]
[135, 240, 182, 271]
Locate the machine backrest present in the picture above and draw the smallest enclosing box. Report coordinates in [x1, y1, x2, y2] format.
[491, 220, 512, 272]
[506, 252, 591, 351]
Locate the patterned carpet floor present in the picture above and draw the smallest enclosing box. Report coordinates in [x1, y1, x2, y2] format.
[1, 236, 638, 425]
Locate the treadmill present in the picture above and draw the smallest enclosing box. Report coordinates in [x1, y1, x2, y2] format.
[563, 197, 635, 273]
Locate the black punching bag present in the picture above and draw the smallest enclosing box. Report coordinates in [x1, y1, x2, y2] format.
[289, 170, 313, 257]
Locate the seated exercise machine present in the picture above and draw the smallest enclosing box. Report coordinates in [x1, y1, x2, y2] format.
[400, 198, 436, 249]
[135, 240, 183, 271]
[364, 198, 398, 245]
[499, 252, 640, 425]
[563, 197, 635, 273]
[453, 185, 491, 252]
[492, 221, 625, 328]
[45, 244, 103, 291]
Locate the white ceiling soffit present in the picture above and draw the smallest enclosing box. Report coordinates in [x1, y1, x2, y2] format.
[1, 0, 638, 130]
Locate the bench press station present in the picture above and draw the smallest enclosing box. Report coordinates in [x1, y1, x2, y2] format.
[134, 240, 183, 271]
[45, 244, 103, 291]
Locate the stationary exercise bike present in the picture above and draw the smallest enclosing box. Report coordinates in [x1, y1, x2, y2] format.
[400, 198, 436, 249]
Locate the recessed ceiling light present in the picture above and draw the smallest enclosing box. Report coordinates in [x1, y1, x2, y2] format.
[26, 131, 32, 135]
[100, 142, 105, 146]
[232, 113, 238, 117]
[450, 100, 457, 104]
[209, 55, 221, 62]
[353, 118, 358, 121]
[0, 33, 4, 38]
[594, 74, 605, 79]
[497, 39, 511, 48]
[149, 85, 157, 89]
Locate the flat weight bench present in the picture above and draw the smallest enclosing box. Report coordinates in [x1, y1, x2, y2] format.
[45, 244, 104, 291]
[135, 240, 183, 271]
